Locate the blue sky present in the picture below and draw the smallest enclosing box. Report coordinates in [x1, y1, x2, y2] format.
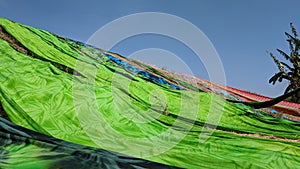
[1, 0, 299, 97]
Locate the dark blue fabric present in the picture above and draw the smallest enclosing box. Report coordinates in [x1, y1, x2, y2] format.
[0, 117, 178, 169]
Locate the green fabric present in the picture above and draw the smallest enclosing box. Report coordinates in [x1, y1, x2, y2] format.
[0, 17, 299, 168]
[0, 117, 177, 169]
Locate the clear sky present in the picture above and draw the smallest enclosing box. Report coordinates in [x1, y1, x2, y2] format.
[1, 0, 299, 97]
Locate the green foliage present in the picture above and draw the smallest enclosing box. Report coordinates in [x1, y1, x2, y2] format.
[268, 23, 300, 103]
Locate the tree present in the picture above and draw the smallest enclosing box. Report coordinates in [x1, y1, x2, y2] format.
[268, 23, 300, 103]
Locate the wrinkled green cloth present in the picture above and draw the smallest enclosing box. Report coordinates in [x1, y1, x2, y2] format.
[0, 116, 178, 169]
[0, 18, 299, 168]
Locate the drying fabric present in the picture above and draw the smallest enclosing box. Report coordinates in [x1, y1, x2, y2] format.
[0, 17, 299, 168]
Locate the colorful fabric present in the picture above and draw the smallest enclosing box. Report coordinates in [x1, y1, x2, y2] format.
[0, 17, 299, 168]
